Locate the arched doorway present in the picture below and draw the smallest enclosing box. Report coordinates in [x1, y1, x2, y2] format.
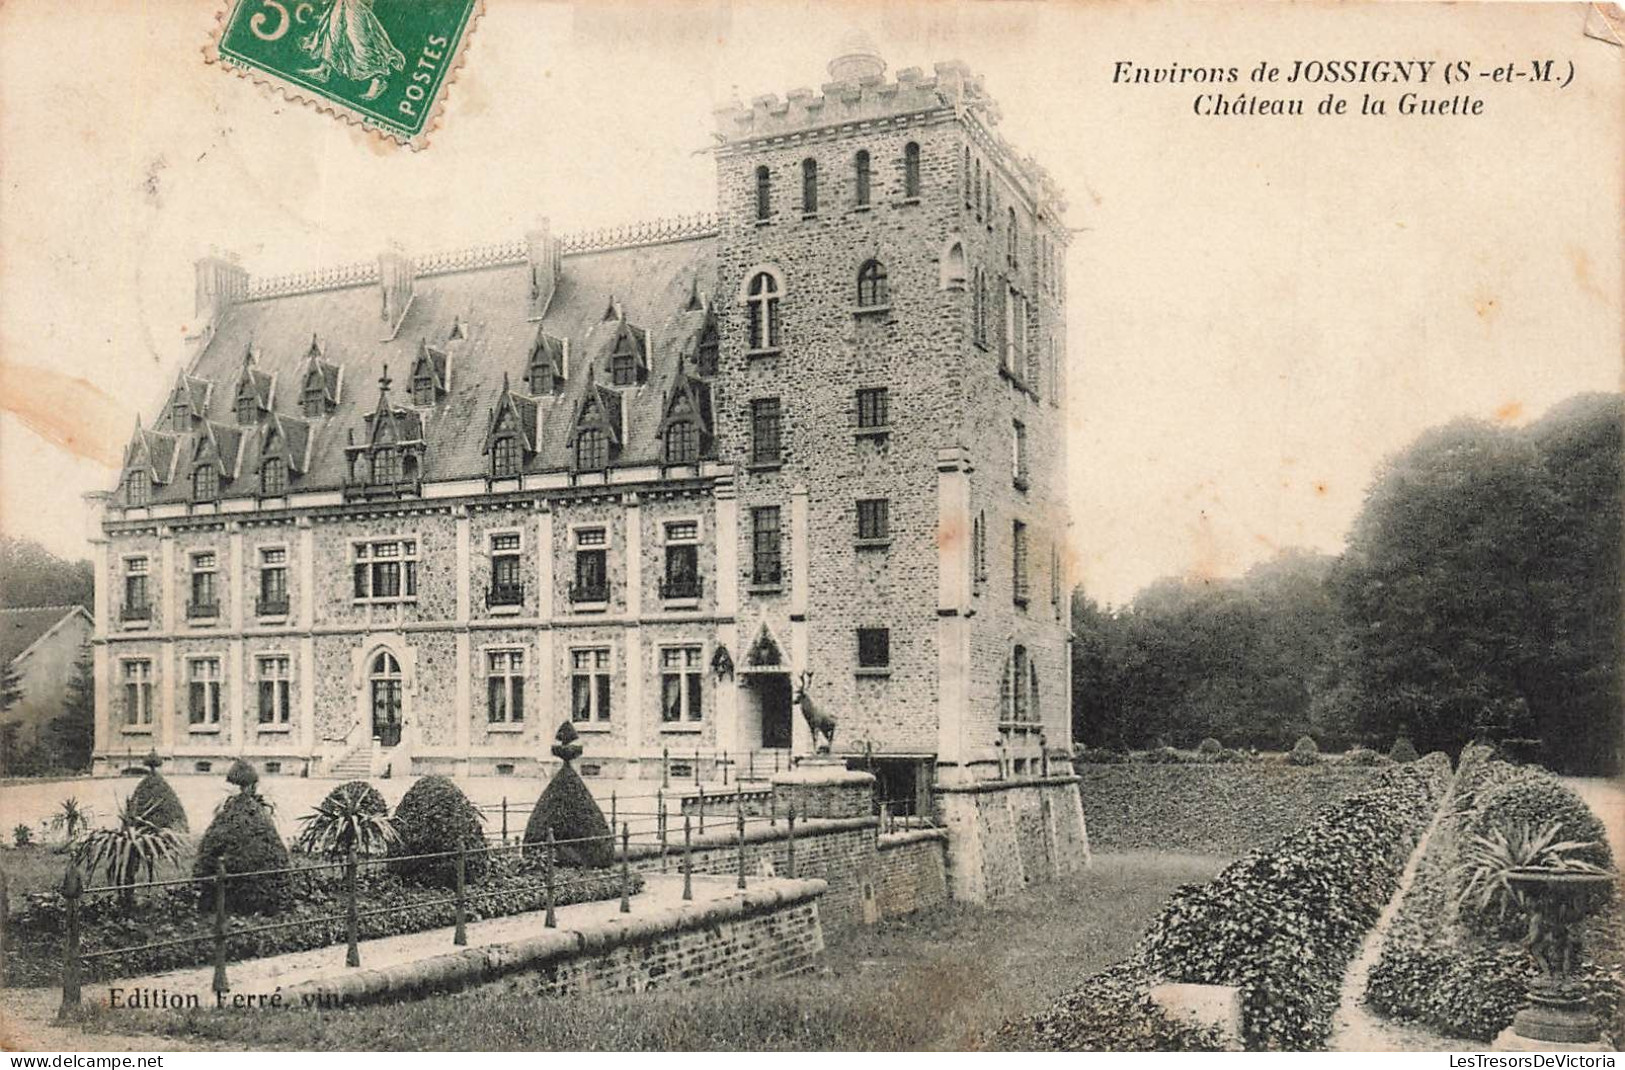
[370, 650, 403, 747]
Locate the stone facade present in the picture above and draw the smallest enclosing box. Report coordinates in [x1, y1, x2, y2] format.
[88, 40, 1087, 901]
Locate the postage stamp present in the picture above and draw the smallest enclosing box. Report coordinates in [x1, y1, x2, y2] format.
[207, 0, 481, 149]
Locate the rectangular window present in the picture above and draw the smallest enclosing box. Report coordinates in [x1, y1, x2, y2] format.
[857, 628, 891, 669]
[857, 498, 889, 542]
[570, 648, 612, 723]
[1013, 520, 1030, 605]
[188, 657, 222, 726]
[660, 646, 703, 723]
[351, 539, 420, 603]
[662, 521, 701, 600]
[856, 387, 889, 430]
[489, 531, 522, 605]
[752, 506, 782, 586]
[121, 660, 153, 726]
[571, 528, 608, 603]
[1013, 421, 1029, 490]
[750, 398, 782, 465]
[258, 546, 288, 615]
[124, 557, 150, 614]
[485, 649, 525, 724]
[256, 655, 291, 725]
[189, 552, 218, 617]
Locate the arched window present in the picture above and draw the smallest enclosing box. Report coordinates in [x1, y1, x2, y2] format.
[903, 142, 921, 200]
[371, 446, 401, 484]
[940, 238, 967, 291]
[491, 436, 521, 477]
[125, 469, 151, 507]
[665, 421, 700, 464]
[370, 651, 402, 745]
[755, 165, 772, 221]
[857, 259, 888, 307]
[854, 150, 871, 207]
[746, 271, 781, 350]
[576, 428, 608, 470]
[1008, 207, 1019, 267]
[972, 268, 987, 345]
[801, 158, 818, 215]
[1011, 644, 1029, 721]
[261, 456, 287, 496]
[192, 464, 218, 502]
[302, 373, 326, 417]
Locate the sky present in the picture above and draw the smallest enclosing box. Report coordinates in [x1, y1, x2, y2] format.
[0, 1, 1619, 606]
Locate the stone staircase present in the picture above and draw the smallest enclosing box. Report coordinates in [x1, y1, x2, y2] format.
[329, 741, 375, 780]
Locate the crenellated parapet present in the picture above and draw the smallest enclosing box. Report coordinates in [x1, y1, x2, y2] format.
[710, 60, 976, 146]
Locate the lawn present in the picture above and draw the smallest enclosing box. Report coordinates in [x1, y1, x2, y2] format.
[69, 851, 1228, 1051]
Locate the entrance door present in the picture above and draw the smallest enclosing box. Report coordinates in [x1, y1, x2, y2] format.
[370, 651, 403, 747]
[758, 673, 793, 749]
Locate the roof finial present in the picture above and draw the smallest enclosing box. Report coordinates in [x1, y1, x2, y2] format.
[378, 364, 392, 397]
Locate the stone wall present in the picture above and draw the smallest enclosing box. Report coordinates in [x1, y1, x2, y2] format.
[936, 775, 1089, 902]
[876, 828, 951, 918]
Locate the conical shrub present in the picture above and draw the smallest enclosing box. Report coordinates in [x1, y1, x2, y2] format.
[129, 770, 188, 832]
[523, 763, 614, 868]
[390, 775, 487, 887]
[194, 792, 291, 914]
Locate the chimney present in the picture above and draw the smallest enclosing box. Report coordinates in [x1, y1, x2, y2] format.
[526, 220, 561, 319]
[378, 247, 416, 334]
[193, 251, 247, 341]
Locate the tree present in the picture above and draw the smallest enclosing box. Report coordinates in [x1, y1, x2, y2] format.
[0, 535, 93, 610]
[47, 647, 94, 772]
[0, 663, 21, 715]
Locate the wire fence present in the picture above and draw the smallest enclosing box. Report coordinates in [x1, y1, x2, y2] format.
[49, 796, 810, 1020]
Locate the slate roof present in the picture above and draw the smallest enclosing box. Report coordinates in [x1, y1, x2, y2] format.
[124, 235, 719, 504]
[0, 606, 90, 668]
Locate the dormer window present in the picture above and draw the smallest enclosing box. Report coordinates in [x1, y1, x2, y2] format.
[124, 470, 151, 507]
[857, 260, 888, 308]
[746, 271, 781, 350]
[408, 339, 448, 407]
[611, 342, 637, 386]
[854, 150, 872, 207]
[492, 435, 521, 477]
[302, 376, 325, 417]
[235, 385, 258, 425]
[192, 464, 219, 502]
[261, 456, 287, 496]
[576, 428, 608, 470]
[665, 422, 700, 464]
[170, 396, 191, 431]
[412, 371, 436, 407]
[371, 446, 401, 484]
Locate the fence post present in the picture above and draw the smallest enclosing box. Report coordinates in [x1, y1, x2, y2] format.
[544, 829, 557, 929]
[722, 750, 729, 787]
[501, 797, 509, 846]
[748, 750, 755, 782]
[694, 749, 701, 786]
[698, 784, 706, 835]
[786, 805, 797, 879]
[212, 860, 229, 995]
[610, 791, 617, 841]
[662, 746, 669, 788]
[657, 791, 668, 873]
[454, 843, 468, 946]
[0, 866, 8, 989]
[682, 813, 693, 901]
[619, 823, 631, 914]
[736, 794, 747, 890]
[770, 788, 777, 828]
[58, 864, 82, 1017]
[345, 846, 360, 967]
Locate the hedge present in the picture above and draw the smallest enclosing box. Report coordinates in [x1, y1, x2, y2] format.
[999, 957, 1228, 1051]
[1141, 753, 1451, 1050]
[3, 853, 641, 987]
[128, 771, 187, 832]
[1364, 754, 1622, 1041]
[390, 776, 488, 888]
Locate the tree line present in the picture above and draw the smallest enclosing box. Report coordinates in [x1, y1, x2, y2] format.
[1072, 392, 1622, 775]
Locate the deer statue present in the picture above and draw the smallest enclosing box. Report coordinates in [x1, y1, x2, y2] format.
[794, 671, 837, 755]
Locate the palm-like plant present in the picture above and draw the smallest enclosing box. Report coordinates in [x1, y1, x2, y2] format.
[50, 796, 91, 843]
[74, 796, 186, 910]
[1454, 820, 1606, 930]
[294, 782, 397, 860]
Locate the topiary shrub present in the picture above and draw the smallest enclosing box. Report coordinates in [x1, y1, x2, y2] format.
[1466, 770, 1612, 869]
[1198, 737, 1223, 758]
[226, 758, 259, 794]
[128, 770, 188, 832]
[1288, 735, 1320, 767]
[523, 763, 614, 868]
[295, 780, 394, 860]
[390, 775, 487, 888]
[1389, 736, 1419, 764]
[193, 791, 291, 915]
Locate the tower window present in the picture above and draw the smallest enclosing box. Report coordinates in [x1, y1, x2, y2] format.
[857, 628, 890, 669]
[856, 387, 889, 429]
[1013, 520, 1030, 606]
[963, 145, 972, 206]
[755, 165, 772, 221]
[751, 506, 782, 585]
[746, 271, 781, 350]
[857, 259, 888, 308]
[750, 398, 782, 465]
[856, 498, 889, 542]
[1008, 207, 1019, 267]
[903, 142, 921, 200]
[854, 150, 872, 207]
[1013, 420, 1029, 490]
[696, 321, 719, 376]
[801, 158, 818, 215]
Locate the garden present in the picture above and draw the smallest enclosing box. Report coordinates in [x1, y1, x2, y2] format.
[2, 734, 636, 990]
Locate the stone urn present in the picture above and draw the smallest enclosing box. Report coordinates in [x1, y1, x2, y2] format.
[1497, 867, 1617, 1048]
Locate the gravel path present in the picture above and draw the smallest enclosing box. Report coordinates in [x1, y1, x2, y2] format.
[1327, 788, 1459, 1052]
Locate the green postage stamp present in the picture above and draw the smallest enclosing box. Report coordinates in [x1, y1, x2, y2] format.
[208, 0, 481, 149]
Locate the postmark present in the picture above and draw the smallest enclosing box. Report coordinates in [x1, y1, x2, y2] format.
[206, 0, 481, 149]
